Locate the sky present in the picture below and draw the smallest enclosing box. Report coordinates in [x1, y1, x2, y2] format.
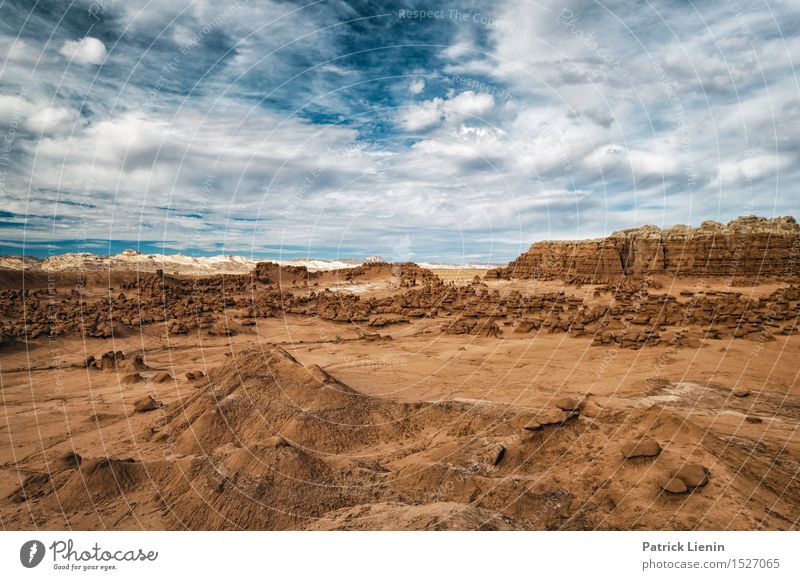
[0, 0, 798, 263]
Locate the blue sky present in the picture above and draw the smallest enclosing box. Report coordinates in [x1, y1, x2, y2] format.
[1, 0, 799, 262]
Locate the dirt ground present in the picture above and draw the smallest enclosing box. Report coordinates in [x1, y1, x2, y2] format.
[1, 267, 798, 530]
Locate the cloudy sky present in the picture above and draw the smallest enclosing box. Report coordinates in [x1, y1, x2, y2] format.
[0, 0, 798, 262]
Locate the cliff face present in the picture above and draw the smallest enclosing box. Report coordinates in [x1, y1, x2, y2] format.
[487, 216, 800, 282]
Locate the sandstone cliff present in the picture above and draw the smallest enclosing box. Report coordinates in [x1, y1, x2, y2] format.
[486, 216, 800, 282]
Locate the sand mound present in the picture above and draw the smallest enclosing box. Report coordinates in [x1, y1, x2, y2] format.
[49, 457, 164, 513]
[166, 348, 407, 456]
[306, 502, 516, 530]
[162, 442, 359, 530]
[7, 346, 799, 531]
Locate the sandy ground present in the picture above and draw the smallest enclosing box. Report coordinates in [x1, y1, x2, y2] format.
[1, 269, 798, 530]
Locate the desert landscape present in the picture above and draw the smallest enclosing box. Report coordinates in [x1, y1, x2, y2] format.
[1, 215, 798, 531]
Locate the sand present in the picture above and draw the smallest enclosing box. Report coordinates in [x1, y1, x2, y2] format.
[0, 266, 798, 530]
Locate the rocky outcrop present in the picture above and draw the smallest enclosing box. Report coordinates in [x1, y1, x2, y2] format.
[2, 239, 798, 350]
[252, 262, 319, 285]
[339, 262, 442, 288]
[487, 216, 800, 282]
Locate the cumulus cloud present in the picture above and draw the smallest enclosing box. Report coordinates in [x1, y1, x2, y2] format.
[400, 101, 443, 132]
[59, 37, 107, 65]
[447, 91, 495, 118]
[399, 91, 496, 133]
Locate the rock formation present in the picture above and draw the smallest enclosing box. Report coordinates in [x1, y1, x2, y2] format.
[487, 216, 800, 282]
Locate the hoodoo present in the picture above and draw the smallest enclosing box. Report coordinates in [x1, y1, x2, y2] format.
[486, 216, 800, 282]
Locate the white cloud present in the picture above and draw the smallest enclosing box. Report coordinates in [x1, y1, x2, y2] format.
[0, 95, 31, 126]
[587, 145, 682, 180]
[24, 106, 74, 134]
[1, 40, 42, 66]
[447, 91, 495, 119]
[399, 100, 444, 132]
[399, 91, 496, 133]
[409, 79, 426, 95]
[59, 37, 107, 65]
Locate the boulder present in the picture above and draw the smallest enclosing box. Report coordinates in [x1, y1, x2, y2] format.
[660, 477, 689, 494]
[622, 438, 662, 459]
[673, 464, 709, 488]
[553, 396, 583, 412]
[133, 394, 162, 412]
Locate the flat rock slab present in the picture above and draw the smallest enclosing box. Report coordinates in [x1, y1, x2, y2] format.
[554, 396, 583, 412]
[523, 410, 572, 432]
[537, 409, 569, 426]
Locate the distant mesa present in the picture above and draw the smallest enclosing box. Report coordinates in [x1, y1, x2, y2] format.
[486, 216, 800, 283]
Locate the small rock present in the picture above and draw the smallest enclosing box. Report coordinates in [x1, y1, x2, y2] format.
[536, 409, 569, 427]
[149, 371, 173, 383]
[674, 464, 708, 488]
[661, 477, 689, 494]
[185, 370, 206, 381]
[121, 372, 143, 385]
[733, 389, 750, 398]
[622, 438, 662, 459]
[581, 400, 603, 418]
[133, 394, 162, 413]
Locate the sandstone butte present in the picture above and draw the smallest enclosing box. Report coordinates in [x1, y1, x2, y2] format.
[486, 216, 800, 282]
